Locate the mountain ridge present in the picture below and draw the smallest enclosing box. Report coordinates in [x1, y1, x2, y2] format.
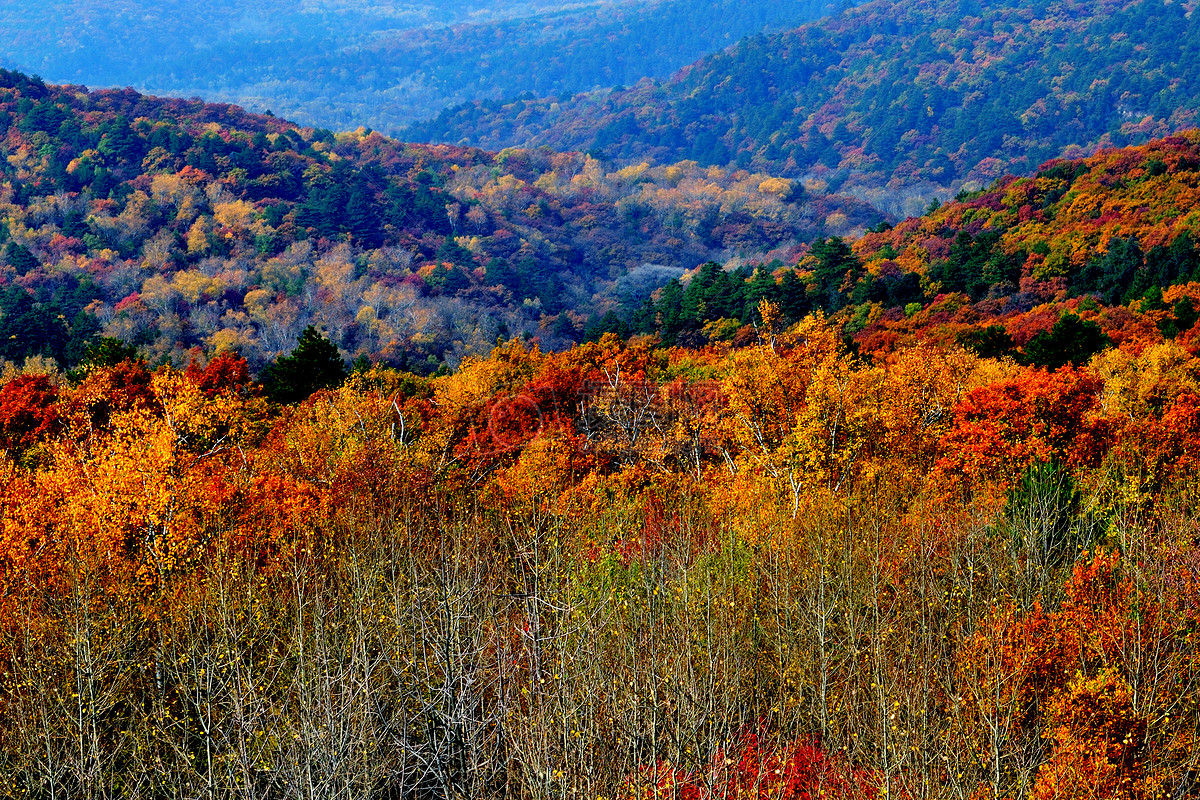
[407, 0, 1200, 216]
[0, 0, 847, 132]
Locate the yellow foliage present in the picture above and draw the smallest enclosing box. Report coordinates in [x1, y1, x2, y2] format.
[1093, 338, 1200, 419]
[213, 200, 256, 231]
[207, 327, 253, 354]
[614, 162, 650, 181]
[757, 177, 793, 197]
[186, 216, 210, 255]
[172, 269, 222, 305]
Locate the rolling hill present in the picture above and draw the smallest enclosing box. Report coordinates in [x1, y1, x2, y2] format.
[408, 0, 1200, 216]
[613, 131, 1200, 372]
[7, 12, 1200, 799]
[0, 69, 879, 373]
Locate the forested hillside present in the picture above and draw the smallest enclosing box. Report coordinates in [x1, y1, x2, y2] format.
[0, 70, 878, 374]
[617, 133, 1200, 370]
[0, 0, 846, 132]
[7, 6, 1200, 795]
[3, 271, 1200, 798]
[410, 0, 1200, 215]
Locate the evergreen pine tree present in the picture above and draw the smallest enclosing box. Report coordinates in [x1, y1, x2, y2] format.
[262, 326, 347, 403]
[1022, 313, 1110, 370]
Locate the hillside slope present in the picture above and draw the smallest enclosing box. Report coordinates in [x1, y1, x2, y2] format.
[845, 131, 1200, 356]
[0, 70, 878, 372]
[409, 0, 1200, 215]
[5, 215, 1200, 800]
[616, 132, 1200, 369]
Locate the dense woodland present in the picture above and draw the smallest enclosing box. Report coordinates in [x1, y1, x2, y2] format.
[589, 133, 1200, 373]
[4, 112, 1200, 796]
[411, 0, 1200, 216]
[5, 5, 1200, 794]
[0, 69, 878, 374]
[3, 287, 1200, 798]
[0, 0, 844, 132]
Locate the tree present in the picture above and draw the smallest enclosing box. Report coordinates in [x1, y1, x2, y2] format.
[4, 242, 40, 275]
[958, 325, 1017, 360]
[0, 287, 69, 363]
[81, 337, 139, 369]
[0, 374, 59, 457]
[184, 351, 252, 399]
[261, 326, 347, 404]
[810, 237, 860, 313]
[779, 269, 810, 320]
[1023, 313, 1111, 370]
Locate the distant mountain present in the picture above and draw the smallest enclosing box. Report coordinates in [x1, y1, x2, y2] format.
[408, 0, 1200, 216]
[0, 0, 846, 132]
[0, 70, 879, 373]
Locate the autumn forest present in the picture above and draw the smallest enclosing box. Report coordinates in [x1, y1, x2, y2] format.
[4, 0, 1200, 797]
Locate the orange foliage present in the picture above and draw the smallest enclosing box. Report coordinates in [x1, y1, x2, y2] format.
[1032, 670, 1148, 800]
[937, 367, 1111, 486]
[3, 327, 1200, 796]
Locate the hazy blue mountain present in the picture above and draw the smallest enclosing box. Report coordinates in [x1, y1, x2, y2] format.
[0, 0, 848, 132]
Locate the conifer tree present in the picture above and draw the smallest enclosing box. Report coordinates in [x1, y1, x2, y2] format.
[261, 326, 347, 403]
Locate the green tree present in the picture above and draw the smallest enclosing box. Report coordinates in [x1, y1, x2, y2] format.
[779, 269, 810, 320]
[1022, 313, 1111, 370]
[82, 337, 139, 368]
[958, 325, 1017, 360]
[261, 326, 347, 403]
[5, 243, 40, 275]
[811, 236, 860, 313]
[0, 287, 69, 363]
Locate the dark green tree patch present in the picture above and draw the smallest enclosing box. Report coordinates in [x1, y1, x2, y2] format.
[958, 324, 1017, 360]
[1022, 313, 1111, 370]
[81, 337, 140, 369]
[261, 326, 348, 404]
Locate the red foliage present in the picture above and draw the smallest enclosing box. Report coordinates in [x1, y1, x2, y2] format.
[466, 391, 546, 458]
[70, 360, 160, 427]
[937, 367, 1112, 484]
[626, 733, 877, 800]
[522, 361, 595, 420]
[0, 374, 60, 455]
[185, 351, 252, 398]
[1114, 392, 1200, 491]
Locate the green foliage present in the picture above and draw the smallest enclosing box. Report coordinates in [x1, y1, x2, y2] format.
[0, 71, 879, 371]
[839, 133, 1200, 360]
[811, 236, 861, 313]
[1161, 296, 1199, 339]
[1074, 237, 1144, 305]
[4, 242, 39, 275]
[415, 0, 1200, 213]
[584, 310, 631, 342]
[1023, 313, 1112, 371]
[1002, 461, 1088, 589]
[625, 237, 867, 342]
[261, 326, 348, 403]
[928, 231, 1015, 300]
[0, 285, 98, 367]
[82, 337, 140, 369]
[958, 325, 1017, 360]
